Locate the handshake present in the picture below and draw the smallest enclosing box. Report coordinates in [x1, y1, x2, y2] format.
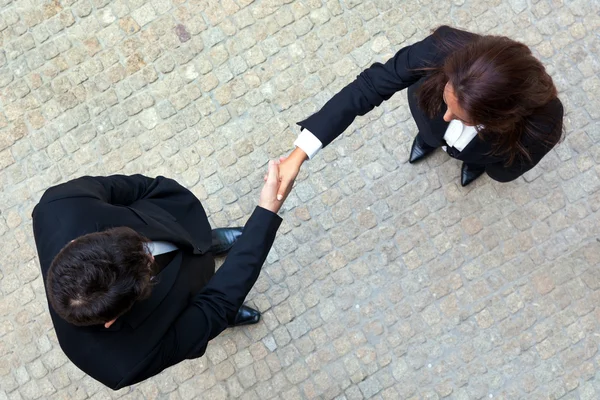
[257, 149, 308, 214]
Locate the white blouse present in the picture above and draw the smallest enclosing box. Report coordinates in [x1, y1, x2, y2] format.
[146, 241, 178, 256]
[442, 120, 479, 152]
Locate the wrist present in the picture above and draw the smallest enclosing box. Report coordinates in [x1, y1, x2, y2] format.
[258, 202, 280, 214]
[256, 205, 282, 220]
[290, 147, 308, 165]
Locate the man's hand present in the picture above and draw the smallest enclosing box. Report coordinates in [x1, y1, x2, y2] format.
[264, 148, 308, 202]
[259, 160, 285, 213]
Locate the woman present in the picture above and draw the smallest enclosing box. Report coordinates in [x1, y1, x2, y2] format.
[275, 25, 563, 199]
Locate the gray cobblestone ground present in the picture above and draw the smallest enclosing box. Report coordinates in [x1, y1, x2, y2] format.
[1, 0, 599, 399]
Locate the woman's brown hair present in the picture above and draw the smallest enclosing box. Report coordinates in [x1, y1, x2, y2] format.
[417, 26, 562, 166]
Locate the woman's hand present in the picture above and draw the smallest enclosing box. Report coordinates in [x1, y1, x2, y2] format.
[258, 160, 283, 213]
[265, 148, 308, 202]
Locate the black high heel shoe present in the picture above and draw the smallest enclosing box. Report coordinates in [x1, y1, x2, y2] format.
[461, 162, 485, 187]
[409, 134, 436, 163]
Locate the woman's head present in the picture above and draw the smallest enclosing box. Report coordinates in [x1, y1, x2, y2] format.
[47, 227, 155, 326]
[442, 82, 474, 125]
[418, 27, 561, 164]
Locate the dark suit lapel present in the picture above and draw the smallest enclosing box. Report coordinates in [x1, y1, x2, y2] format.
[126, 204, 200, 253]
[95, 205, 197, 252]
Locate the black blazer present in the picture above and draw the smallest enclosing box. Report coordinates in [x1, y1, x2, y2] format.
[32, 175, 282, 389]
[298, 26, 564, 182]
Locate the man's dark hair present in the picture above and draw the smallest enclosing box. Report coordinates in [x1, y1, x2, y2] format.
[47, 227, 154, 326]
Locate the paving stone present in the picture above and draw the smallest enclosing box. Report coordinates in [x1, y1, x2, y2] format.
[1, 1, 599, 399]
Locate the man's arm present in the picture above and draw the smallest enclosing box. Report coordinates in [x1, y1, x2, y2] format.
[117, 207, 281, 389]
[117, 162, 284, 389]
[172, 160, 283, 341]
[172, 207, 280, 346]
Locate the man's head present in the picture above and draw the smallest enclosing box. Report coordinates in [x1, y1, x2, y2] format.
[47, 227, 154, 327]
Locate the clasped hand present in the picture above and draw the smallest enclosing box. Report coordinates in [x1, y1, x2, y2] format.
[258, 148, 307, 214]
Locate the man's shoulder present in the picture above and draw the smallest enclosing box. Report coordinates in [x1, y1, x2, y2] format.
[32, 186, 98, 225]
[34, 176, 100, 208]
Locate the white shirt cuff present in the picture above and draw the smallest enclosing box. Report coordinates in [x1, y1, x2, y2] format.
[294, 129, 323, 159]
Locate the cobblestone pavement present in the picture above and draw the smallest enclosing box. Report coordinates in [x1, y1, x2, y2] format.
[1, 0, 599, 399]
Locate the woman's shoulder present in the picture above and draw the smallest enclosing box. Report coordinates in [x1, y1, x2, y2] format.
[433, 25, 479, 37]
[408, 26, 480, 68]
[430, 25, 481, 46]
[544, 96, 564, 115]
[528, 97, 564, 126]
[522, 97, 564, 150]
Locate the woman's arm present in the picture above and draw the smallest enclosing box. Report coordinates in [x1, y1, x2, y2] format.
[296, 28, 451, 148]
[277, 26, 468, 199]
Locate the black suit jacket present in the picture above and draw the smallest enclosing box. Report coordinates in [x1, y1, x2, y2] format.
[298, 26, 564, 182]
[32, 175, 282, 389]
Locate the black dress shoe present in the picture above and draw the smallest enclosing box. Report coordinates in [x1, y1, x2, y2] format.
[461, 162, 486, 187]
[229, 305, 261, 327]
[210, 227, 243, 255]
[409, 134, 436, 163]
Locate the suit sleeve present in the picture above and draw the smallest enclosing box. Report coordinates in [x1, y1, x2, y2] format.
[297, 26, 457, 148]
[116, 206, 282, 389]
[187, 206, 282, 336]
[38, 174, 155, 206]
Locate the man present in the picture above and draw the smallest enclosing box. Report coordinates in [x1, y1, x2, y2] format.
[32, 161, 285, 389]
